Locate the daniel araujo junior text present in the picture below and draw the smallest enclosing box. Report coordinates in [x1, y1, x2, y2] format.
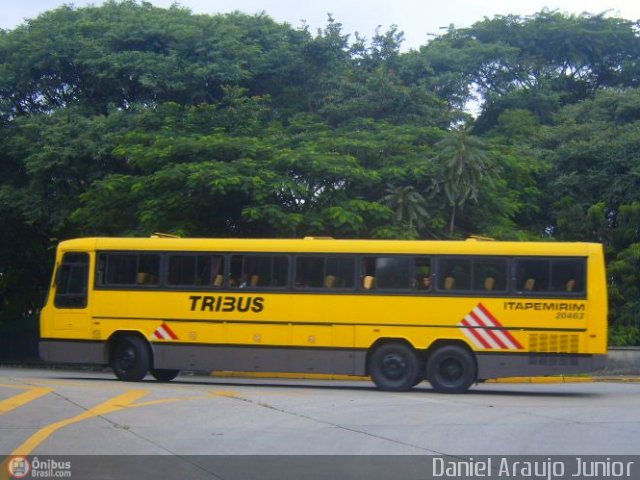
[432, 457, 635, 479]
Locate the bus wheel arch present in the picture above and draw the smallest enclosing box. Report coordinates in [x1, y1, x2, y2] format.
[366, 338, 422, 392]
[425, 340, 477, 394]
[108, 331, 152, 382]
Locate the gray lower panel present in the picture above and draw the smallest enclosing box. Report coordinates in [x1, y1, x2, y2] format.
[477, 352, 607, 379]
[39, 339, 368, 375]
[39, 340, 108, 365]
[154, 343, 368, 376]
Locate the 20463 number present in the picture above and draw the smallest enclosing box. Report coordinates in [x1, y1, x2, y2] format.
[555, 312, 585, 320]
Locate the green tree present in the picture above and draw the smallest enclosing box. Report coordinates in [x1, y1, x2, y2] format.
[415, 11, 640, 130]
[0, 1, 311, 116]
[432, 126, 494, 236]
[379, 185, 429, 235]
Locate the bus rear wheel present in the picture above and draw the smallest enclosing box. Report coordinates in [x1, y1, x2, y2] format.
[111, 336, 151, 382]
[369, 342, 420, 392]
[426, 345, 476, 394]
[150, 369, 180, 382]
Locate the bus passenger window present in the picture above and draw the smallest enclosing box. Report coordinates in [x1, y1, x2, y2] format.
[137, 255, 160, 285]
[361, 258, 376, 290]
[272, 257, 289, 287]
[326, 257, 354, 289]
[437, 258, 471, 291]
[473, 258, 507, 292]
[211, 256, 224, 287]
[295, 256, 354, 289]
[230, 255, 289, 289]
[295, 257, 324, 288]
[102, 253, 160, 287]
[413, 257, 432, 291]
[550, 259, 585, 293]
[168, 255, 222, 287]
[362, 257, 412, 290]
[105, 254, 137, 285]
[515, 259, 549, 292]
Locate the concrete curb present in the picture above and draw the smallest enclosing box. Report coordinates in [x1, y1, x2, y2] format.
[486, 376, 640, 384]
[211, 371, 640, 384]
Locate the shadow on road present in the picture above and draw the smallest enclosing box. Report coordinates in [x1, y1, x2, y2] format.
[46, 372, 603, 398]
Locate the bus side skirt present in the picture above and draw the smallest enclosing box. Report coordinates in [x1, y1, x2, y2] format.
[476, 352, 607, 379]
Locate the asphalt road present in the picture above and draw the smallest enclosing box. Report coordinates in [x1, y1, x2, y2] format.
[1, 367, 639, 457]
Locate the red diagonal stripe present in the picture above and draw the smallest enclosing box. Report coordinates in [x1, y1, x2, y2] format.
[461, 318, 491, 349]
[477, 303, 502, 327]
[469, 310, 509, 349]
[153, 330, 164, 339]
[502, 330, 523, 350]
[476, 303, 523, 349]
[161, 322, 178, 340]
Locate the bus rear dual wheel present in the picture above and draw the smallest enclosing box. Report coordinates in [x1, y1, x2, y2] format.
[426, 345, 477, 394]
[111, 336, 179, 382]
[368, 343, 422, 392]
[369, 342, 476, 394]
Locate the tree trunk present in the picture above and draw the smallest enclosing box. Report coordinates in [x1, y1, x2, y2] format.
[448, 205, 456, 237]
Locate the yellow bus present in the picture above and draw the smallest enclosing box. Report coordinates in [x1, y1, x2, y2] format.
[39, 236, 607, 393]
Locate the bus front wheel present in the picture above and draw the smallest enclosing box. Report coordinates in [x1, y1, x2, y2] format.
[150, 369, 180, 382]
[111, 336, 151, 382]
[426, 345, 476, 394]
[369, 342, 420, 392]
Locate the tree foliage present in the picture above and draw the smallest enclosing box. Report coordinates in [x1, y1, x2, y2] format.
[432, 126, 495, 235]
[416, 10, 640, 129]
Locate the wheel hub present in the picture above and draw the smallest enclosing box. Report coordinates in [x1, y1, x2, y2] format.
[439, 358, 463, 382]
[116, 346, 135, 371]
[382, 353, 408, 380]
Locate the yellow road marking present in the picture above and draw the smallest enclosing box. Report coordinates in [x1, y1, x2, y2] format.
[210, 390, 239, 398]
[8, 389, 148, 456]
[20, 378, 112, 388]
[4, 388, 241, 459]
[0, 387, 52, 416]
[130, 390, 238, 408]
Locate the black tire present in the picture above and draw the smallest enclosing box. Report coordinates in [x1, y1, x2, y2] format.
[426, 345, 476, 394]
[369, 342, 420, 392]
[111, 336, 151, 382]
[150, 369, 180, 382]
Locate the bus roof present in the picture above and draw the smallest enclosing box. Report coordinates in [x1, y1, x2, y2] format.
[56, 237, 603, 257]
